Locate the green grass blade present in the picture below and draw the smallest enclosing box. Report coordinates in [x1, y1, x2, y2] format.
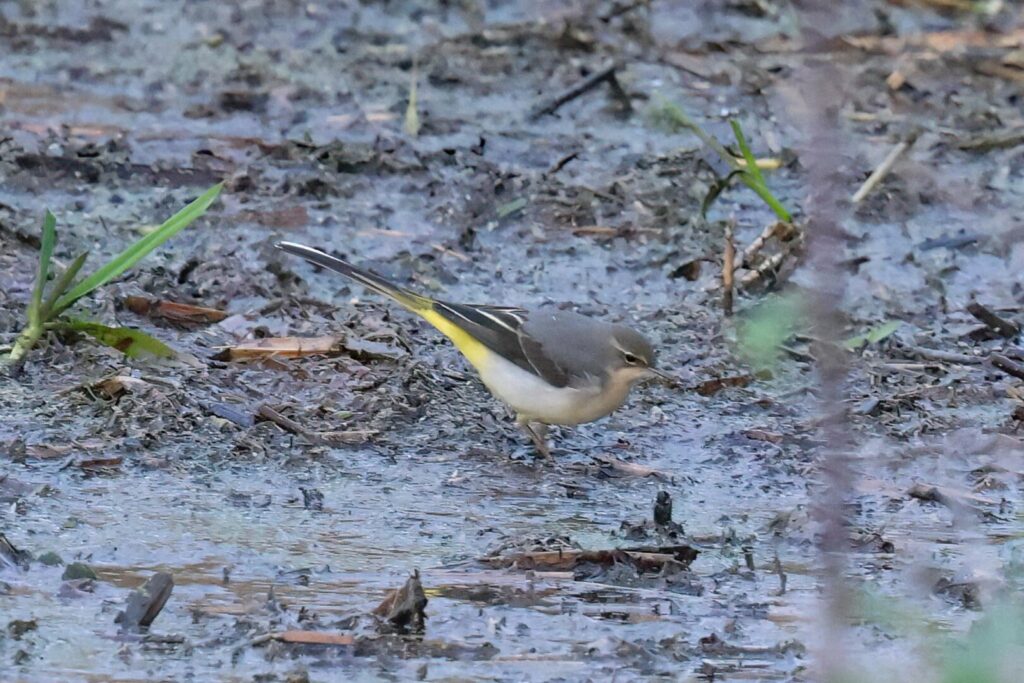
[40, 252, 89, 320]
[64, 319, 175, 359]
[730, 120, 792, 222]
[740, 176, 792, 222]
[28, 210, 58, 326]
[730, 120, 767, 186]
[497, 197, 527, 218]
[843, 320, 902, 350]
[53, 182, 222, 313]
[649, 97, 737, 167]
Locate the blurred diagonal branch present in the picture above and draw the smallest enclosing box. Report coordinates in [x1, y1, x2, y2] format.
[789, 4, 856, 680]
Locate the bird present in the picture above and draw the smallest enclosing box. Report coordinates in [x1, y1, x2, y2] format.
[276, 241, 673, 458]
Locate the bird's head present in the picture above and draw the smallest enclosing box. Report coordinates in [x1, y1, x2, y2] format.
[608, 325, 675, 385]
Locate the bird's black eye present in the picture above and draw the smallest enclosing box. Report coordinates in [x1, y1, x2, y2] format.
[623, 352, 641, 365]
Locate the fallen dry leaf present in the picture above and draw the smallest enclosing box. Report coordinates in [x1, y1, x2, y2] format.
[213, 336, 345, 361]
[78, 456, 124, 470]
[234, 205, 309, 229]
[125, 296, 227, 326]
[93, 376, 153, 399]
[843, 27, 1024, 55]
[743, 429, 784, 444]
[694, 375, 753, 396]
[26, 444, 74, 459]
[908, 483, 999, 508]
[886, 70, 907, 90]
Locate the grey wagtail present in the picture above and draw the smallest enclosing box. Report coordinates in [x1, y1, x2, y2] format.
[277, 242, 672, 458]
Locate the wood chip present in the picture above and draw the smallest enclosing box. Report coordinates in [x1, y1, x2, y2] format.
[966, 302, 1020, 339]
[116, 572, 174, 632]
[373, 570, 427, 633]
[269, 630, 354, 646]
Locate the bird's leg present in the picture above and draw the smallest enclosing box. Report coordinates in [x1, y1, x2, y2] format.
[517, 417, 552, 461]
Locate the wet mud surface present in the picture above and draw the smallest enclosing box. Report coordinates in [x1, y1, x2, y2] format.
[2, 1, 1024, 681]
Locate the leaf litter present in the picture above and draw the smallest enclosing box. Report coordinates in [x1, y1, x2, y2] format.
[1, 1, 1023, 681]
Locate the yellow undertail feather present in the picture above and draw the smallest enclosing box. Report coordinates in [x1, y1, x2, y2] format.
[415, 308, 493, 372]
[331, 266, 494, 373]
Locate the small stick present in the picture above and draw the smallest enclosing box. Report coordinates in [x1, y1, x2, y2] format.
[992, 355, 1024, 381]
[967, 302, 1020, 338]
[600, 0, 649, 21]
[571, 226, 617, 236]
[529, 63, 618, 120]
[739, 221, 796, 269]
[431, 243, 470, 262]
[547, 151, 579, 175]
[722, 218, 735, 316]
[257, 404, 324, 444]
[851, 131, 919, 204]
[773, 553, 787, 595]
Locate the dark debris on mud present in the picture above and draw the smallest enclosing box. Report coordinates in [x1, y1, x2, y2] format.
[2, 0, 1024, 681]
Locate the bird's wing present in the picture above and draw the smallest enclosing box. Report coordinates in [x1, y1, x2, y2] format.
[276, 242, 577, 387]
[432, 302, 572, 388]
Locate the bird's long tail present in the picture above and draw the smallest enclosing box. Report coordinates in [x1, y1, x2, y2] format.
[276, 242, 432, 313]
[277, 241, 494, 370]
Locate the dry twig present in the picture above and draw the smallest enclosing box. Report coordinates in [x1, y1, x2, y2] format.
[967, 302, 1020, 338]
[740, 250, 788, 288]
[722, 218, 735, 316]
[739, 221, 797, 268]
[992, 355, 1024, 381]
[899, 344, 982, 365]
[851, 131, 918, 204]
[529, 62, 621, 120]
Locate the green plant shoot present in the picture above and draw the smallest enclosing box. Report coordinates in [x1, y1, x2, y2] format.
[5, 183, 223, 367]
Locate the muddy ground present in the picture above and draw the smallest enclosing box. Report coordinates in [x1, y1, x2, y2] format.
[2, 1, 1024, 681]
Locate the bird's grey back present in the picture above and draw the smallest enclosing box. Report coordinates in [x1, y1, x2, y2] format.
[522, 307, 623, 387]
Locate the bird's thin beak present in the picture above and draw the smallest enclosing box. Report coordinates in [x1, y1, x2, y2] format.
[646, 367, 680, 386]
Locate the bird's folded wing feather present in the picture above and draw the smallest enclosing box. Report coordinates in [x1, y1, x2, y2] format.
[432, 302, 571, 388]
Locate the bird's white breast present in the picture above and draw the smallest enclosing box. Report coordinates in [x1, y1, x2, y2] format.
[474, 351, 632, 426]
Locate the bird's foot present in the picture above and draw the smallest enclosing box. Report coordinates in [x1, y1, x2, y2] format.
[519, 421, 553, 462]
